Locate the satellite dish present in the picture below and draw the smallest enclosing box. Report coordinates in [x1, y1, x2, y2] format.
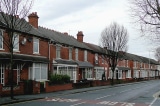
[21, 37, 27, 45]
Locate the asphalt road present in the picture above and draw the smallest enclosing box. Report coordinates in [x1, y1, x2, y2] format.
[7, 80, 160, 106]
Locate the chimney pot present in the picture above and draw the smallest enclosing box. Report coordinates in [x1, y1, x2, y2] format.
[64, 32, 68, 35]
[28, 12, 39, 28]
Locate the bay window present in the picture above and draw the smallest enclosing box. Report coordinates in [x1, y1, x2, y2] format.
[0, 64, 5, 85]
[29, 63, 48, 81]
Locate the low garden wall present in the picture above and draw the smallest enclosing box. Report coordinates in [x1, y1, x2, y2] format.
[0, 82, 24, 97]
[45, 81, 73, 93]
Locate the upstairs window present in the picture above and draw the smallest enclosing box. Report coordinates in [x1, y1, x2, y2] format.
[126, 60, 129, 67]
[33, 37, 39, 54]
[95, 53, 98, 64]
[56, 45, 61, 59]
[84, 50, 87, 61]
[75, 48, 78, 61]
[13, 33, 19, 51]
[69, 47, 72, 60]
[0, 29, 3, 49]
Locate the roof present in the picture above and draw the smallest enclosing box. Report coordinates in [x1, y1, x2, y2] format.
[84, 43, 106, 54]
[38, 27, 91, 50]
[0, 53, 49, 63]
[54, 59, 77, 65]
[0, 12, 48, 39]
[76, 61, 93, 68]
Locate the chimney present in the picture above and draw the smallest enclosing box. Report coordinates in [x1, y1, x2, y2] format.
[64, 32, 68, 35]
[77, 31, 84, 42]
[28, 12, 39, 28]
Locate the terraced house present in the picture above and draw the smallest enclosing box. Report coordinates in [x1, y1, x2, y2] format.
[0, 12, 159, 95]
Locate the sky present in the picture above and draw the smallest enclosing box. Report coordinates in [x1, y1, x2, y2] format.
[31, 0, 156, 60]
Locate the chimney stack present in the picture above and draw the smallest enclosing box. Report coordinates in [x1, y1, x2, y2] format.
[77, 31, 84, 42]
[28, 12, 39, 28]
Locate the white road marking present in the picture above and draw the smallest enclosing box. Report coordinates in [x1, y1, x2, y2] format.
[70, 102, 86, 106]
[95, 95, 111, 100]
[149, 98, 157, 106]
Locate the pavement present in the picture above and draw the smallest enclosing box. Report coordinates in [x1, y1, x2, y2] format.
[0, 81, 148, 105]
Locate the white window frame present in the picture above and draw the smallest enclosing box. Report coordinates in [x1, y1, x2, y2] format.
[56, 45, 61, 59]
[126, 60, 129, 67]
[69, 47, 72, 60]
[134, 70, 139, 78]
[13, 33, 19, 51]
[95, 67, 105, 80]
[75, 48, 78, 61]
[84, 50, 87, 61]
[33, 37, 39, 54]
[83, 68, 92, 80]
[95, 53, 98, 64]
[118, 70, 122, 79]
[126, 70, 131, 78]
[0, 64, 5, 86]
[54, 65, 77, 80]
[0, 29, 3, 49]
[134, 61, 137, 68]
[29, 63, 48, 81]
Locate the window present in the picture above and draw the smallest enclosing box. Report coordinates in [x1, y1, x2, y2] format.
[0, 29, 3, 49]
[109, 70, 113, 79]
[95, 68, 105, 80]
[56, 45, 61, 59]
[95, 53, 98, 64]
[84, 50, 87, 61]
[0, 64, 5, 86]
[126, 60, 129, 67]
[75, 48, 78, 61]
[69, 47, 72, 60]
[83, 68, 92, 79]
[13, 33, 19, 51]
[53, 66, 77, 80]
[29, 63, 48, 81]
[126, 70, 131, 78]
[118, 70, 122, 79]
[33, 37, 39, 54]
[134, 61, 137, 68]
[134, 70, 139, 78]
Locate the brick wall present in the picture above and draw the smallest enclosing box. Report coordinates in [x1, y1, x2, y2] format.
[45, 81, 73, 93]
[0, 82, 24, 96]
[61, 47, 69, 59]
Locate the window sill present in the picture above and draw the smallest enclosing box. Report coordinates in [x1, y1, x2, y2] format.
[0, 48, 4, 51]
[13, 50, 20, 53]
[33, 52, 40, 55]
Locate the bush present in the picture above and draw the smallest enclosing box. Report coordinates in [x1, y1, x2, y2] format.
[50, 74, 70, 85]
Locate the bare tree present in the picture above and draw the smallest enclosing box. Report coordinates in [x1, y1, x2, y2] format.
[155, 47, 160, 61]
[100, 22, 128, 85]
[129, 0, 160, 43]
[0, 0, 33, 99]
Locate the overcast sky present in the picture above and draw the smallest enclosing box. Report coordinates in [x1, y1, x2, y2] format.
[31, 0, 155, 60]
